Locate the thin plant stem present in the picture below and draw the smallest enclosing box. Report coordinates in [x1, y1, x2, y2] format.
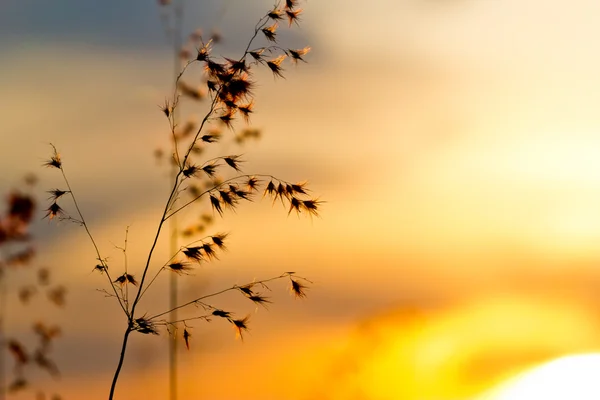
[165, 174, 282, 220]
[147, 273, 292, 321]
[59, 167, 129, 317]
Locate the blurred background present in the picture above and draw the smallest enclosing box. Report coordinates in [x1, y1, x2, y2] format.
[3, 0, 600, 399]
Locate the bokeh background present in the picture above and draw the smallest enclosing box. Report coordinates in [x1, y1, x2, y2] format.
[3, 0, 600, 399]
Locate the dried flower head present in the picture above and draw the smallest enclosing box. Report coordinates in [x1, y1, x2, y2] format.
[285, 0, 298, 9]
[268, 7, 283, 20]
[286, 8, 302, 27]
[238, 101, 254, 123]
[261, 23, 278, 42]
[266, 55, 287, 78]
[212, 309, 231, 318]
[44, 146, 62, 169]
[247, 294, 272, 308]
[135, 317, 159, 335]
[44, 203, 64, 221]
[249, 48, 266, 61]
[223, 155, 243, 172]
[231, 315, 250, 340]
[211, 233, 228, 249]
[167, 261, 193, 275]
[289, 46, 311, 63]
[114, 273, 138, 287]
[290, 279, 308, 298]
[183, 328, 191, 350]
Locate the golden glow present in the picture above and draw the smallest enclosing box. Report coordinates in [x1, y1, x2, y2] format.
[481, 354, 600, 400]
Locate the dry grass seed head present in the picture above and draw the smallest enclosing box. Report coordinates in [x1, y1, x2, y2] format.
[249, 48, 266, 61]
[183, 328, 191, 350]
[225, 57, 248, 74]
[246, 176, 260, 191]
[212, 309, 231, 318]
[261, 23, 278, 42]
[290, 279, 308, 298]
[248, 294, 272, 308]
[183, 246, 204, 262]
[201, 242, 217, 259]
[209, 194, 224, 216]
[301, 199, 321, 217]
[211, 233, 228, 249]
[223, 74, 253, 101]
[238, 101, 254, 123]
[289, 46, 311, 63]
[44, 203, 64, 221]
[205, 60, 226, 77]
[286, 9, 302, 26]
[268, 7, 284, 20]
[232, 315, 250, 340]
[202, 163, 218, 177]
[266, 55, 287, 78]
[167, 261, 193, 275]
[44, 146, 62, 169]
[288, 196, 302, 215]
[219, 110, 236, 129]
[285, 0, 299, 9]
[201, 131, 221, 143]
[183, 164, 199, 178]
[223, 155, 243, 172]
[47, 189, 69, 201]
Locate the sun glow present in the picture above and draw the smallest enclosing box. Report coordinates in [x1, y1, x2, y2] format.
[480, 353, 600, 400]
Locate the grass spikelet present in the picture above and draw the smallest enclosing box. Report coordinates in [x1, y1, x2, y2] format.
[212, 309, 231, 318]
[183, 246, 204, 262]
[289, 47, 311, 63]
[183, 328, 191, 350]
[209, 194, 223, 216]
[249, 48, 266, 61]
[167, 261, 193, 275]
[238, 101, 254, 123]
[264, 180, 276, 198]
[288, 196, 301, 215]
[211, 233, 228, 249]
[246, 176, 260, 192]
[219, 110, 235, 129]
[225, 57, 248, 74]
[231, 315, 250, 340]
[44, 203, 64, 221]
[261, 23, 278, 42]
[44, 146, 62, 169]
[247, 294, 272, 308]
[223, 155, 243, 172]
[47, 189, 69, 201]
[183, 164, 199, 178]
[285, 0, 298, 9]
[290, 279, 308, 298]
[285, 9, 302, 27]
[268, 7, 283, 20]
[301, 198, 321, 217]
[202, 163, 218, 177]
[201, 242, 217, 259]
[266, 55, 286, 78]
[205, 59, 226, 77]
[135, 317, 159, 335]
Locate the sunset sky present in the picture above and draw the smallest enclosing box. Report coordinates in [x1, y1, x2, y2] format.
[3, 0, 600, 399]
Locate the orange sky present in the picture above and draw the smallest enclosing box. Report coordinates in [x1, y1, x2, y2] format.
[4, 0, 600, 399]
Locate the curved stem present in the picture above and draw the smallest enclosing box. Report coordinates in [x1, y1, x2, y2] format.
[60, 168, 129, 316]
[108, 327, 132, 400]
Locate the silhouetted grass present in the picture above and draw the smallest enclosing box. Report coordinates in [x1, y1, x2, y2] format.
[43, 1, 319, 399]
